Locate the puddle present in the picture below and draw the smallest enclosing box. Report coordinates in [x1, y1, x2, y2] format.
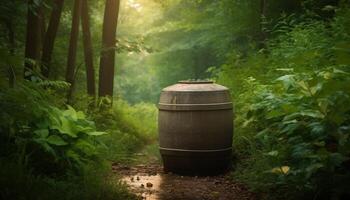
[117, 164, 256, 200]
[122, 173, 162, 200]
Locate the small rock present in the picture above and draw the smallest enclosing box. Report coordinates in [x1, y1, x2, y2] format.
[136, 176, 140, 181]
[130, 177, 134, 182]
[140, 184, 144, 188]
[148, 172, 157, 176]
[211, 191, 220, 197]
[146, 182, 153, 187]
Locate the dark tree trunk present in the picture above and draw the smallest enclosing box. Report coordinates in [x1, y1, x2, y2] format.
[259, 0, 268, 48]
[98, 0, 120, 98]
[81, 0, 96, 97]
[24, 0, 43, 80]
[66, 0, 82, 103]
[6, 21, 16, 87]
[38, 6, 45, 57]
[41, 0, 64, 78]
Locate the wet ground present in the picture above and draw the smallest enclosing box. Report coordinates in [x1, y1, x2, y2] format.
[112, 163, 255, 200]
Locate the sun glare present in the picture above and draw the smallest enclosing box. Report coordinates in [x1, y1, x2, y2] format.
[127, 0, 142, 12]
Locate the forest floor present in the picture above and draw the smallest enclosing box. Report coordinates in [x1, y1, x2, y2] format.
[112, 144, 255, 200]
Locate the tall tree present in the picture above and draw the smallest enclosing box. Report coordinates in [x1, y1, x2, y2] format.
[38, 6, 46, 58]
[41, 0, 64, 78]
[24, 0, 43, 80]
[5, 20, 16, 87]
[98, 0, 120, 98]
[259, 0, 268, 48]
[81, 0, 96, 97]
[66, 0, 82, 103]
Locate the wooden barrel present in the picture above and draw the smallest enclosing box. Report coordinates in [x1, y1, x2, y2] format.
[158, 80, 233, 174]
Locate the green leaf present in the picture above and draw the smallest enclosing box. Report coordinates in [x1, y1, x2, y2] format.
[66, 150, 84, 167]
[46, 135, 68, 146]
[333, 68, 349, 75]
[309, 122, 325, 136]
[52, 115, 78, 137]
[63, 105, 77, 120]
[329, 153, 347, 166]
[317, 99, 329, 114]
[86, 131, 108, 136]
[281, 104, 298, 114]
[34, 138, 57, 157]
[76, 111, 86, 119]
[267, 109, 286, 119]
[34, 129, 49, 138]
[313, 141, 325, 147]
[281, 123, 299, 135]
[265, 150, 279, 156]
[305, 163, 324, 178]
[75, 140, 96, 156]
[299, 110, 324, 119]
[297, 80, 309, 91]
[255, 128, 270, 138]
[310, 83, 323, 95]
[276, 75, 296, 90]
[270, 166, 290, 174]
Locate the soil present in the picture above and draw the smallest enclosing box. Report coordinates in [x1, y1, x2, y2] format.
[112, 163, 256, 200]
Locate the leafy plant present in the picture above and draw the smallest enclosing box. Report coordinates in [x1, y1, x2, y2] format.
[240, 67, 350, 199]
[0, 81, 107, 175]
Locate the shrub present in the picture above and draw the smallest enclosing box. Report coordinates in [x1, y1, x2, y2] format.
[0, 81, 106, 175]
[236, 67, 350, 199]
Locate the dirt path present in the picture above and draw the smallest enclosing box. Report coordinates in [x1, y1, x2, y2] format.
[112, 163, 255, 200]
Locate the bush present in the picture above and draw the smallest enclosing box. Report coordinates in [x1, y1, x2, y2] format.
[0, 81, 137, 199]
[0, 81, 107, 175]
[213, 7, 350, 200]
[234, 68, 350, 199]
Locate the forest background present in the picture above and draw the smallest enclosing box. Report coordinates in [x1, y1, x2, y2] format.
[0, 0, 350, 199]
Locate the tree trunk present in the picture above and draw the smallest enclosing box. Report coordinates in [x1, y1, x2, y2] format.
[38, 6, 45, 58]
[81, 0, 96, 97]
[66, 0, 82, 103]
[24, 0, 43, 80]
[6, 21, 16, 87]
[259, 0, 268, 48]
[41, 0, 64, 78]
[98, 0, 120, 98]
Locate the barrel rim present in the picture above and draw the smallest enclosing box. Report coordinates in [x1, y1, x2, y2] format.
[158, 102, 233, 111]
[178, 80, 214, 84]
[161, 89, 229, 93]
[159, 146, 232, 153]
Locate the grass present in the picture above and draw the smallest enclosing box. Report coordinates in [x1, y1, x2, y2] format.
[0, 95, 159, 200]
[0, 159, 137, 200]
[93, 99, 158, 164]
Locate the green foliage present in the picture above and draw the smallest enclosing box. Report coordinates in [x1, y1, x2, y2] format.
[0, 81, 141, 199]
[211, 5, 350, 199]
[237, 68, 350, 199]
[91, 99, 158, 162]
[0, 82, 106, 175]
[1, 0, 350, 199]
[0, 160, 136, 200]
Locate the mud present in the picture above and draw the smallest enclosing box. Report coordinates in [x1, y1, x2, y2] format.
[112, 163, 255, 200]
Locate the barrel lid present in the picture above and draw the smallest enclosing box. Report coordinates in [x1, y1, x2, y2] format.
[178, 80, 214, 84]
[162, 80, 228, 92]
